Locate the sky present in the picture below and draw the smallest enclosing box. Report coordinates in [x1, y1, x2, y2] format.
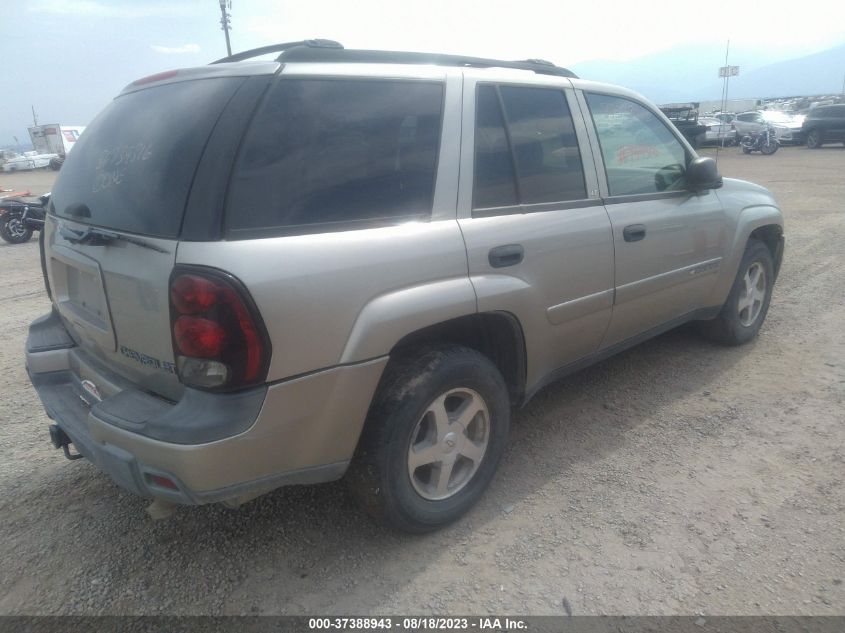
[2, 0, 844, 147]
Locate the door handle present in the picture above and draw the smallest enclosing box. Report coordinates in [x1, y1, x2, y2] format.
[488, 244, 524, 268]
[623, 224, 646, 242]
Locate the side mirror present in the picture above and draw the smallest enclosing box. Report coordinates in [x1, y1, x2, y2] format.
[687, 156, 722, 192]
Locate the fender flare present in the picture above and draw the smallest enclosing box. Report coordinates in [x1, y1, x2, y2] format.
[706, 204, 784, 307]
[340, 277, 477, 364]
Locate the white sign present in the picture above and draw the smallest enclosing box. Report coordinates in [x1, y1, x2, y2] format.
[719, 65, 740, 78]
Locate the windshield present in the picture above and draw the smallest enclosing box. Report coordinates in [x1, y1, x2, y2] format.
[50, 78, 242, 238]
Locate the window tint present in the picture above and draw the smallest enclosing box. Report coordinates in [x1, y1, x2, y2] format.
[499, 86, 586, 204]
[50, 78, 242, 238]
[586, 93, 688, 197]
[473, 85, 586, 210]
[473, 85, 518, 209]
[226, 79, 443, 236]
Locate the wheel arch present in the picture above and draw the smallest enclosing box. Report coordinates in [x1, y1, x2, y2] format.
[389, 311, 528, 406]
[705, 205, 784, 308]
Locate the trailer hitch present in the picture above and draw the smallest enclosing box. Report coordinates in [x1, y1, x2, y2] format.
[49, 424, 83, 460]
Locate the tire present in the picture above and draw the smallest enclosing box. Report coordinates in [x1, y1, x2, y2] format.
[761, 139, 778, 155]
[806, 129, 822, 149]
[698, 239, 774, 346]
[346, 345, 511, 533]
[0, 215, 33, 244]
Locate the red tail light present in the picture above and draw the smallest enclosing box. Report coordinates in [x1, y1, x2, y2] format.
[169, 267, 271, 391]
[132, 69, 178, 86]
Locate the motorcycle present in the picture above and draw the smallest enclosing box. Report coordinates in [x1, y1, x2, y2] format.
[740, 125, 779, 155]
[0, 193, 48, 244]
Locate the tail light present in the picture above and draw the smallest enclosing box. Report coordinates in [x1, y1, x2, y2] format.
[169, 267, 271, 391]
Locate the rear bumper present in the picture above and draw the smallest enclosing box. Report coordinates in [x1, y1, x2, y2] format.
[26, 310, 387, 505]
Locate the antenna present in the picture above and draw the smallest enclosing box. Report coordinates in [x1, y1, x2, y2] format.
[218, 0, 232, 57]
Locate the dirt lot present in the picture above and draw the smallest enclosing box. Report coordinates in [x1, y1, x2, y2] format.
[0, 147, 843, 616]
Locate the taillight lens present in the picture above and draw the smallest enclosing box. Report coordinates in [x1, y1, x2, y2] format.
[169, 267, 270, 391]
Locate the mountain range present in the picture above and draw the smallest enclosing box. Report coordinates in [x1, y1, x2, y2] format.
[570, 42, 845, 104]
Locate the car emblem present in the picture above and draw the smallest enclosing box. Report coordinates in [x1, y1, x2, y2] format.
[80, 380, 102, 403]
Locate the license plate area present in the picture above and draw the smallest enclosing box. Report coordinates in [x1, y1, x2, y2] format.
[50, 244, 116, 352]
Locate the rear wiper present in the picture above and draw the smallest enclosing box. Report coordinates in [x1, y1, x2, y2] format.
[59, 226, 169, 254]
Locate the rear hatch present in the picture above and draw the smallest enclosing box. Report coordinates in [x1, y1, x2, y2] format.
[45, 76, 244, 401]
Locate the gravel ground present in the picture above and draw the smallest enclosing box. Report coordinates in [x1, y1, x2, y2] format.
[0, 147, 843, 616]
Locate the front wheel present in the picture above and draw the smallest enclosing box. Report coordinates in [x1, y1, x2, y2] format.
[761, 138, 779, 155]
[806, 130, 822, 149]
[698, 239, 774, 346]
[0, 215, 33, 244]
[346, 346, 510, 533]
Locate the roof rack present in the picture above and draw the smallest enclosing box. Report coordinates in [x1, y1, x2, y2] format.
[211, 39, 343, 64]
[212, 39, 577, 79]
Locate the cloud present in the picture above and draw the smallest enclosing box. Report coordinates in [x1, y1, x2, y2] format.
[150, 43, 201, 55]
[29, 0, 197, 19]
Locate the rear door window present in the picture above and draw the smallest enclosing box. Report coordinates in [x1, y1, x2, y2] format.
[225, 79, 444, 237]
[50, 78, 243, 238]
[472, 84, 587, 212]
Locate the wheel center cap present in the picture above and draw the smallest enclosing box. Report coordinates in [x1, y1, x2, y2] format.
[442, 431, 458, 452]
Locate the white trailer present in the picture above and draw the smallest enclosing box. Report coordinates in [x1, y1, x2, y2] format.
[28, 124, 86, 157]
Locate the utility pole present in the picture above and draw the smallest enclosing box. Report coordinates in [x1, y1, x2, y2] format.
[219, 0, 232, 57]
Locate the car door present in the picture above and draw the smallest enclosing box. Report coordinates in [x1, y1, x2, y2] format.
[457, 77, 615, 391]
[829, 107, 845, 141]
[577, 90, 730, 348]
[735, 112, 762, 136]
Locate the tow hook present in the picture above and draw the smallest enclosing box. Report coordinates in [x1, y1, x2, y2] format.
[49, 424, 83, 461]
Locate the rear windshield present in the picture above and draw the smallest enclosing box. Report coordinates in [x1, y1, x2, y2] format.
[225, 78, 444, 238]
[50, 78, 242, 238]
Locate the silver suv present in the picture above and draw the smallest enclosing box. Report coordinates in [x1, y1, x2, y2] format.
[25, 40, 784, 532]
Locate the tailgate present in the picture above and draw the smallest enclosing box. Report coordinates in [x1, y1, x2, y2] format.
[45, 216, 180, 399]
[44, 76, 245, 400]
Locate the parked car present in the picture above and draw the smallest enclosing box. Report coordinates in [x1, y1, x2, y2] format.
[659, 102, 708, 147]
[1, 150, 59, 172]
[25, 40, 784, 532]
[802, 104, 845, 148]
[698, 116, 737, 145]
[733, 111, 804, 145]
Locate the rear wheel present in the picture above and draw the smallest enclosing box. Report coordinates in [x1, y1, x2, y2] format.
[698, 239, 774, 346]
[806, 129, 822, 149]
[346, 346, 510, 533]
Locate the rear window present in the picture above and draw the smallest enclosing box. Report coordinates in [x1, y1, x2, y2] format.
[50, 78, 242, 238]
[225, 78, 444, 238]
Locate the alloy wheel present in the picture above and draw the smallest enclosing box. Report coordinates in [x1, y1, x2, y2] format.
[407, 388, 490, 501]
[738, 262, 767, 327]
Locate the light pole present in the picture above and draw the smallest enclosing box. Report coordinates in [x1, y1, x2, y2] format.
[219, 0, 232, 57]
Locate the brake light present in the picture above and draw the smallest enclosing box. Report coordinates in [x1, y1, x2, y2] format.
[132, 69, 178, 86]
[169, 267, 270, 391]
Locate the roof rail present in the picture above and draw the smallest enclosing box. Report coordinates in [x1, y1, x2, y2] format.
[211, 39, 342, 64]
[212, 39, 578, 79]
[277, 45, 578, 78]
